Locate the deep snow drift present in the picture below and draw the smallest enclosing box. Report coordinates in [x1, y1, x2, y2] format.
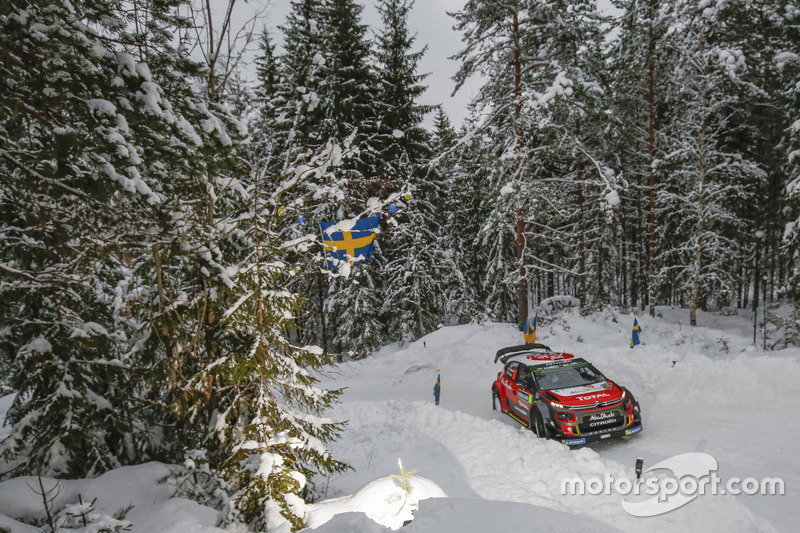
[1, 306, 797, 532]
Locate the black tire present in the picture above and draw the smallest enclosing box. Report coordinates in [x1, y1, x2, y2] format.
[530, 410, 547, 438]
[492, 390, 503, 413]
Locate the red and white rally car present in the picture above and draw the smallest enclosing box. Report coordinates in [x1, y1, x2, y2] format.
[491, 344, 643, 445]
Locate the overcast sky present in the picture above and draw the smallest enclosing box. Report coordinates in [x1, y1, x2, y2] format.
[235, 0, 616, 128]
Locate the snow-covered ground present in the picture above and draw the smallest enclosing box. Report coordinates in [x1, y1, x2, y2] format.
[1, 306, 798, 532]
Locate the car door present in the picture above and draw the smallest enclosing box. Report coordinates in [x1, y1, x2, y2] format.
[500, 362, 520, 413]
[514, 366, 537, 421]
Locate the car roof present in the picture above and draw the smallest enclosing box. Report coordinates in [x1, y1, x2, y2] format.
[505, 352, 580, 367]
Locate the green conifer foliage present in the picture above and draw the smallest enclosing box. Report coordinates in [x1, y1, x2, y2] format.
[0, 0, 236, 477]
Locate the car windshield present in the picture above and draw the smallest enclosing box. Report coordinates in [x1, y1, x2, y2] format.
[533, 362, 606, 390]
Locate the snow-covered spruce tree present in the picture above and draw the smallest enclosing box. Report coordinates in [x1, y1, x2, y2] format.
[711, 0, 797, 310]
[317, 0, 378, 148]
[513, 0, 619, 311]
[0, 0, 237, 476]
[373, 0, 432, 164]
[245, 29, 286, 188]
[431, 110, 480, 324]
[294, 0, 386, 358]
[266, 0, 339, 353]
[372, 0, 452, 341]
[659, 0, 766, 325]
[327, 265, 386, 359]
[450, 0, 543, 324]
[194, 143, 353, 530]
[273, 0, 327, 160]
[606, 0, 676, 310]
[451, 0, 611, 322]
[781, 3, 800, 307]
[446, 115, 515, 321]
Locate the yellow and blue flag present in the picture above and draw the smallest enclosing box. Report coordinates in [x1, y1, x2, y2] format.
[433, 371, 441, 405]
[631, 317, 642, 348]
[320, 215, 380, 270]
[524, 312, 538, 344]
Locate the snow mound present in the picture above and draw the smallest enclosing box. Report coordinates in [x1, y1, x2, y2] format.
[304, 473, 446, 530]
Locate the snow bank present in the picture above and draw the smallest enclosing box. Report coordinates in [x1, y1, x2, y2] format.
[0, 463, 225, 533]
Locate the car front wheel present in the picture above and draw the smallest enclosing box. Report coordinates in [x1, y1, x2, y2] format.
[530, 410, 547, 438]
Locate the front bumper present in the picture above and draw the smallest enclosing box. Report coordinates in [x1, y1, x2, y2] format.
[561, 424, 643, 446]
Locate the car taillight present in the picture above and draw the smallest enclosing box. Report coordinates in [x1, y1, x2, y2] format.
[555, 411, 576, 423]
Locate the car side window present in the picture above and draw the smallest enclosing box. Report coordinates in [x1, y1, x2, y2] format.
[505, 362, 519, 380]
[516, 366, 535, 391]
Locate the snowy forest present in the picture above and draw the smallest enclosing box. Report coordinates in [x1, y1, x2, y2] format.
[1, 0, 799, 530]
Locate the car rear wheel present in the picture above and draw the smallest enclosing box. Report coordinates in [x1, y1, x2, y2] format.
[530, 410, 547, 438]
[492, 390, 503, 413]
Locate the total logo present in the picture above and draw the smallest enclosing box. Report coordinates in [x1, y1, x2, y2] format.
[575, 392, 611, 402]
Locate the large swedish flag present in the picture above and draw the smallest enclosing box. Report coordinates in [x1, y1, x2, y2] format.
[320, 215, 380, 270]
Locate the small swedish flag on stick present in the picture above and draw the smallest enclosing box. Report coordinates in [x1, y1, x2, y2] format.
[631, 317, 642, 348]
[524, 312, 538, 344]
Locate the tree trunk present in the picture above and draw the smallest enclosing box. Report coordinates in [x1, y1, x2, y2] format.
[512, 11, 528, 329]
[646, 13, 658, 317]
[575, 120, 586, 306]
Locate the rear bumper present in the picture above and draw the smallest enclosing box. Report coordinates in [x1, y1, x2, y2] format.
[560, 424, 642, 446]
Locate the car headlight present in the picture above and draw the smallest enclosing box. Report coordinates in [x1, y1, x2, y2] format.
[555, 411, 576, 423]
[541, 391, 564, 409]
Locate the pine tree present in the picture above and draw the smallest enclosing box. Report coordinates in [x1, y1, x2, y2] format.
[451, 0, 611, 322]
[198, 150, 349, 529]
[607, 0, 676, 312]
[371, 0, 450, 340]
[318, 0, 378, 146]
[659, 0, 766, 325]
[275, 0, 327, 157]
[778, 3, 800, 305]
[431, 111, 480, 323]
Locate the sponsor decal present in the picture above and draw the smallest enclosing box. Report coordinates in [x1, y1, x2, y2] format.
[511, 402, 527, 416]
[625, 426, 642, 435]
[589, 417, 619, 428]
[587, 411, 616, 422]
[564, 438, 586, 445]
[551, 382, 611, 398]
[526, 353, 572, 361]
[584, 410, 621, 428]
[575, 392, 611, 402]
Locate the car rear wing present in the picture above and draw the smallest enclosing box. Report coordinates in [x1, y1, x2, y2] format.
[494, 343, 552, 364]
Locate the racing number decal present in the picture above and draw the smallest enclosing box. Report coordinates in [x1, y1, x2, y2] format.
[518, 391, 533, 404]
